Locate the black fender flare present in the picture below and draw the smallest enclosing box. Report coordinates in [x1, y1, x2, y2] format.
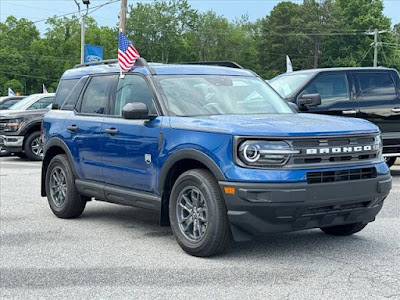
[41, 137, 76, 196]
[158, 149, 226, 194]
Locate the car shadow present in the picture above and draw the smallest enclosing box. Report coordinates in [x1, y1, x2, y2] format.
[76, 202, 387, 259]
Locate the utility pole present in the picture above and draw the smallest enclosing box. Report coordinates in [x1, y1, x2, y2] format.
[74, 0, 90, 64]
[373, 28, 378, 67]
[120, 0, 128, 34]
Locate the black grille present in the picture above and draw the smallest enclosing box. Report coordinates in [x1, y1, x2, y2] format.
[289, 134, 380, 166]
[302, 201, 370, 215]
[307, 167, 377, 184]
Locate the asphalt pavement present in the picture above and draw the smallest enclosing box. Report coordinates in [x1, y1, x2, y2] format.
[1, 156, 399, 299]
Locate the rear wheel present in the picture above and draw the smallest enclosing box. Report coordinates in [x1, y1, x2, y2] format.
[24, 131, 43, 161]
[385, 156, 396, 168]
[45, 154, 86, 218]
[169, 169, 231, 257]
[320, 222, 367, 236]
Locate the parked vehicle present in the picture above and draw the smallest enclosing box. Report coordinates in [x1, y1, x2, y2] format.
[0, 93, 54, 159]
[0, 96, 25, 110]
[269, 67, 400, 167]
[41, 60, 391, 257]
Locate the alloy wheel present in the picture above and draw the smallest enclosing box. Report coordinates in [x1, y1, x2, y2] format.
[49, 166, 68, 207]
[176, 186, 208, 241]
[31, 137, 43, 157]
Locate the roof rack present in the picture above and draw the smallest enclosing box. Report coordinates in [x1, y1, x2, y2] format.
[74, 59, 118, 68]
[181, 61, 244, 69]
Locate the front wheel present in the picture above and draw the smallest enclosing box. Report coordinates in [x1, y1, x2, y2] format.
[169, 169, 231, 257]
[45, 154, 86, 218]
[24, 131, 43, 161]
[320, 222, 367, 236]
[385, 156, 396, 168]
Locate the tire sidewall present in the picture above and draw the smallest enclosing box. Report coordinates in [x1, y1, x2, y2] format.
[46, 155, 75, 215]
[169, 171, 222, 253]
[24, 131, 43, 161]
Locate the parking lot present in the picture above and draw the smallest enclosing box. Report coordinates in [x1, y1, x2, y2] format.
[0, 156, 399, 299]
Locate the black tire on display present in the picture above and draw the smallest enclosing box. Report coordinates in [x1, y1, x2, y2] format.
[45, 154, 87, 219]
[320, 222, 368, 236]
[385, 157, 396, 168]
[169, 169, 231, 257]
[24, 131, 43, 161]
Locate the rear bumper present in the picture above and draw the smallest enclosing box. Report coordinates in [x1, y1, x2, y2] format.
[219, 173, 392, 241]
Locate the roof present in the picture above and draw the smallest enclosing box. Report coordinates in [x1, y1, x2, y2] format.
[280, 66, 397, 76]
[60, 63, 256, 80]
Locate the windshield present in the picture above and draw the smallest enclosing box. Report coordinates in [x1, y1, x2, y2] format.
[270, 73, 314, 98]
[155, 75, 293, 116]
[8, 94, 41, 110]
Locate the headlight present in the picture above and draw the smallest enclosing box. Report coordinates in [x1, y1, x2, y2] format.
[377, 135, 383, 158]
[237, 140, 299, 167]
[4, 118, 23, 132]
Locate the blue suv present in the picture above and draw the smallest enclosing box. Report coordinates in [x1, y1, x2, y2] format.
[41, 59, 392, 257]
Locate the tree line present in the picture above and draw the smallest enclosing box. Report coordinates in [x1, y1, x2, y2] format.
[0, 0, 399, 95]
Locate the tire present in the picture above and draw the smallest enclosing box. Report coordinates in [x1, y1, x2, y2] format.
[45, 154, 86, 219]
[24, 131, 43, 161]
[320, 222, 367, 236]
[385, 156, 396, 168]
[15, 152, 27, 159]
[0, 146, 11, 157]
[169, 169, 231, 257]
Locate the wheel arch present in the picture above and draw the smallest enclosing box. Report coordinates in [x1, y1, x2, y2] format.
[158, 149, 226, 226]
[22, 122, 41, 149]
[41, 138, 76, 197]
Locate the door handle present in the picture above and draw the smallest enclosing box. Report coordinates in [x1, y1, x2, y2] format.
[342, 109, 357, 115]
[67, 125, 78, 132]
[105, 128, 119, 135]
[391, 108, 400, 113]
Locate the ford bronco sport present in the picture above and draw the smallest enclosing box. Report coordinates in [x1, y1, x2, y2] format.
[41, 59, 392, 257]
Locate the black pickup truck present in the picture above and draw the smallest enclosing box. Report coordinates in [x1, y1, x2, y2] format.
[270, 67, 400, 167]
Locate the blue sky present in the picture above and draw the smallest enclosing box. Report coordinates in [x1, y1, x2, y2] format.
[1, 0, 400, 34]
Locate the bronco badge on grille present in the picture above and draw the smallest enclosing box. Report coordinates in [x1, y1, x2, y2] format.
[305, 145, 379, 155]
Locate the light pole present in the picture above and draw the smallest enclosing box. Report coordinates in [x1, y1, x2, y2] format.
[74, 0, 90, 64]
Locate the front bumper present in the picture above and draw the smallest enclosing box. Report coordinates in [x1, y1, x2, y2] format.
[0, 135, 24, 152]
[219, 173, 392, 241]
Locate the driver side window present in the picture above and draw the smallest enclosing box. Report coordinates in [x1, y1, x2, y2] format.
[114, 75, 155, 116]
[304, 73, 350, 106]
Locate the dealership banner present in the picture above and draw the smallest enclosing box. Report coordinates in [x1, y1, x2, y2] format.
[84, 45, 104, 63]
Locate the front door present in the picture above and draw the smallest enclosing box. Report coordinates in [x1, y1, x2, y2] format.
[298, 72, 358, 117]
[102, 74, 161, 194]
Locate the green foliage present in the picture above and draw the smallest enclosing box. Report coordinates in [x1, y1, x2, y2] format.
[4, 79, 23, 94]
[0, 0, 399, 95]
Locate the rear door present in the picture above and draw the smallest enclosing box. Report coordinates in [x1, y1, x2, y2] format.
[354, 71, 400, 133]
[64, 75, 117, 182]
[297, 72, 358, 117]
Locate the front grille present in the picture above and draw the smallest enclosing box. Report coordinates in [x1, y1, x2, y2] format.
[0, 118, 8, 133]
[307, 167, 377, 184]
[288, 134, 380, 166]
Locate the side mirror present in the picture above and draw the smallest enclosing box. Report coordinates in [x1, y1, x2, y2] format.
[51, 103, 60, 110]
[297, 94, 321, 107]
[122, 102, 155, 120]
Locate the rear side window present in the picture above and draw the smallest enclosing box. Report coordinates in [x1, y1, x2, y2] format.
[0, 99, 20, 109]
[79, 76, 115, 115]
[356, 72, 397, 100]
[28, 97, 54, 110]
[54, 79, 80, 107]
[61, 77, 88, 111]
[304, 73, 349, 105]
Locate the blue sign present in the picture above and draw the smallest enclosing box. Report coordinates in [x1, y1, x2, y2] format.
[84, 44, 104, 63]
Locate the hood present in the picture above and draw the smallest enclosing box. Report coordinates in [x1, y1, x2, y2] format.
[169, 113, 379, 136]
[0, 109, 49, 118]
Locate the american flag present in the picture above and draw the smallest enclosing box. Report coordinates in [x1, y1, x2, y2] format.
[118, 32, 140, 72]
